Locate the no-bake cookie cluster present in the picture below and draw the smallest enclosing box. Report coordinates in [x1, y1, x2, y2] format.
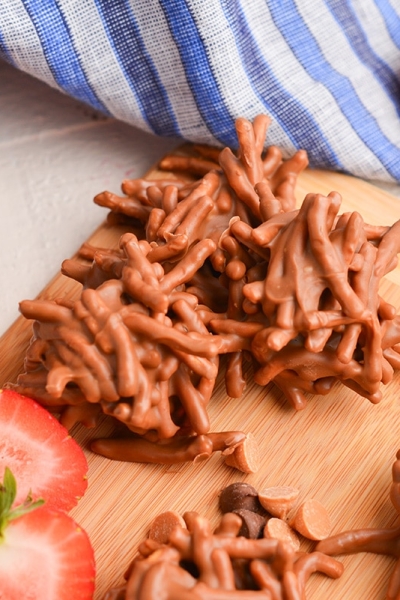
[102, 480, 337, 600]
[14, 115, 400, 468]
[104, 452, 400, 599]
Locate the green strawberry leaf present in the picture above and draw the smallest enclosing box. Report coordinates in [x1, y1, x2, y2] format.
[0, 467, 16, 518]
[0, 467, 45, 539]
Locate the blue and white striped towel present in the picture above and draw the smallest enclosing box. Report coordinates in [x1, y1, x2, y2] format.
[1, 0, 400, 182]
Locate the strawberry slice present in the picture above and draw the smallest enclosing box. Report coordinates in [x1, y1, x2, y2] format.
[0, 389, 88, 511]
[0, 468, 95, 599]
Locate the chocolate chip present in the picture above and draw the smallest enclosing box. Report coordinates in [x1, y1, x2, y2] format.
[219, 482, 263, 515]
[233, 508, 266, 539]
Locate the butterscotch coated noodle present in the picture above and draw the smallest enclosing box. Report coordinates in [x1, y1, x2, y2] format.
[316, 450, 400, 600]
[90, 431, 247, 466]
[14, 114, 400, 467]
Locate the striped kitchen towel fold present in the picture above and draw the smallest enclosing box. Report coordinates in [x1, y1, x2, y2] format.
[1, 0, 400, 182]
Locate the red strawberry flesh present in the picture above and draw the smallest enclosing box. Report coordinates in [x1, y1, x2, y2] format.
[0, 389, 88, 511]
[0, 506, 95, 599]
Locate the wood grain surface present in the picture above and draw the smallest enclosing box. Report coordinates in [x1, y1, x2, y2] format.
[1, 159, 400, 599]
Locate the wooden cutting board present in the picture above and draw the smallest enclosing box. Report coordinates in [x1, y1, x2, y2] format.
[1, 158, 400, 599]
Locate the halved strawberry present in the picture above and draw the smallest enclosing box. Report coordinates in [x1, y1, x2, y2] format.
[0, 389, 88, 511]
[0, 468, 95, 599]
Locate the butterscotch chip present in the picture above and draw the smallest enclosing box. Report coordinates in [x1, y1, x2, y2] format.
[224, 433, 260, 473]
[148, 511, 186, 544]
[263, 518, 300, 551]
[258, 486, 300, 519]
[291, 499, 332, 541]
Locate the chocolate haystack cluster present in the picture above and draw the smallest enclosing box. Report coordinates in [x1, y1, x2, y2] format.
[14, 115, 400, 466]
[104, 454, 400, 600]
[103, 482, 343, 600]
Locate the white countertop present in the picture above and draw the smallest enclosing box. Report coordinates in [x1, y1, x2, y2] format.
[0, 59, 178, 336]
